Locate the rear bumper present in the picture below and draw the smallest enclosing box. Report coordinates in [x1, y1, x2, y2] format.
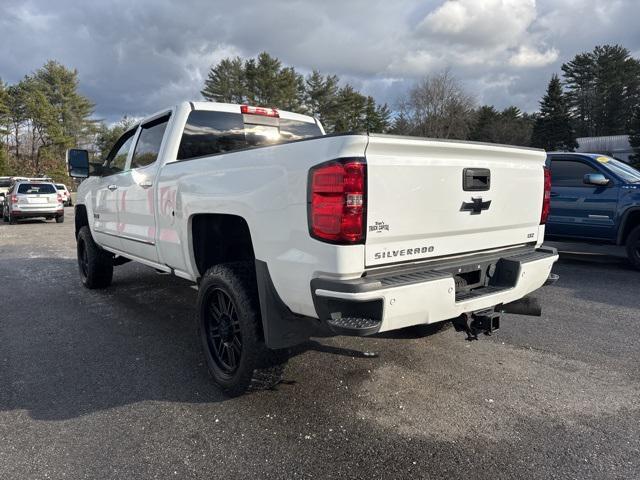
[311, 246, 559, 334]
[11, 208, 63, 218]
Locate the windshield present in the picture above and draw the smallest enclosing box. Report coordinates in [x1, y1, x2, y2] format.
[596, 156, 640, 183]
[17, 183, 57, 194]
[56, 184, 66, 190]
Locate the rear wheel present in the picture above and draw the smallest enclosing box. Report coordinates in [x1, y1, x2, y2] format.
[77, 226, 113, 288]
[197, 262, 287, 396]
[625, 225, 640, 271]
[9, 213, 17, 225]
[55, 215, 64, 223]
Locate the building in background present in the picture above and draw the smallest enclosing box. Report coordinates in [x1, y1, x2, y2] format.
[576, 135, 633, 162]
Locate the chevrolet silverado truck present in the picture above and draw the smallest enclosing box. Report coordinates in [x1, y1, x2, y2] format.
[546, 152, 640, 269]
[67, 101, 558, 395]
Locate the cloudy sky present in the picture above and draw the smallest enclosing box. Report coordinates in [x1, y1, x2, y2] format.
[1, 0, 638, 122]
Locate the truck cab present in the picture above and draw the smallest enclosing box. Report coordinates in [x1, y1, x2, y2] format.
[546, 152, 640, 268]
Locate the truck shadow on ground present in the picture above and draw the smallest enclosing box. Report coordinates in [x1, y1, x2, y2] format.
[0, 257, 372, 421]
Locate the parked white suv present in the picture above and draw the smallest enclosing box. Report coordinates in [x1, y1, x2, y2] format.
[3, 181, 64, 224]
[67, 102, 558, 395]
[55, 183, 72, 206]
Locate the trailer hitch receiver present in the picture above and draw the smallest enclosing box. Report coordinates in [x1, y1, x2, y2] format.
[453, 309, 500, 341]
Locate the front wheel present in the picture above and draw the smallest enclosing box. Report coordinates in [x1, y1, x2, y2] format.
[77, 226, 113, 288]
[197, 262, 287, 396]
[625, 225, 640, 271]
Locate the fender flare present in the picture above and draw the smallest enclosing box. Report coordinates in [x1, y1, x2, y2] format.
[616, 206, 640, 245]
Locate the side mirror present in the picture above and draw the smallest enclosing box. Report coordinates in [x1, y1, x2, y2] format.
[66, 149, 90, 178]
[584, 173, 610, 186]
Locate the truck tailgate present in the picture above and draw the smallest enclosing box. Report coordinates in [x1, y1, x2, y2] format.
[364, 135, 546, 267]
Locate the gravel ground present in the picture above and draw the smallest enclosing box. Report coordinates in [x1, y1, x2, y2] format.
[1, 209, 639, 480]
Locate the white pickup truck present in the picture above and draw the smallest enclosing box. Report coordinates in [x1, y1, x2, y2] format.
[67, 101, 558, 395]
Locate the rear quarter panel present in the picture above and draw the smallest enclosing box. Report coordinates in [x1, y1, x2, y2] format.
[156, 135, 368, 317]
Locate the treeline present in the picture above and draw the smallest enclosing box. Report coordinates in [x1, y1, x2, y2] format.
[204, 46, 640, 161]
[0, 61, 95, 180]
[2, 44, 639, 182]
[532, 44, 640, 156]
[201, 52, 392, 133]
[0, 61, 132, 182]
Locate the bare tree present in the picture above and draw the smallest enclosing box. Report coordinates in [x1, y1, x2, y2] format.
[394, 70, 476, 140]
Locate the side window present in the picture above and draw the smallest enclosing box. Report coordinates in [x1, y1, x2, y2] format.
[131, 115, 171, 169]
[104, 129, 137, 175]
[550, 160, 599, 187]
[177, 111, 246, 160]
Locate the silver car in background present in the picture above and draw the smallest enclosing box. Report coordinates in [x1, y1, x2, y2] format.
[2, 181, 64, 224]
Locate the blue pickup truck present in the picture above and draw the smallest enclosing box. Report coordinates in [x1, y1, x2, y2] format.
[546, 152, 640, 269]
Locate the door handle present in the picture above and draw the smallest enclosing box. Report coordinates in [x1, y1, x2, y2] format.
[550, 192, 559, 197]
[107, 184, 118, 191]
[139, 180, 153, 189]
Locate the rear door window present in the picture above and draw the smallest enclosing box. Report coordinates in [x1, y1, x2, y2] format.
[131, 115, 171, 169]
[550, 160, 599, 187]
[17, 183, 57, 194]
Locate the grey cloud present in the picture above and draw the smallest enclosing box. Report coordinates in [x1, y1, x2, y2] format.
[0, 0, 638, 122]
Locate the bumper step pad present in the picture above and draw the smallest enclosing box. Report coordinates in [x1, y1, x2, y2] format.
[326, 316, 381, 336]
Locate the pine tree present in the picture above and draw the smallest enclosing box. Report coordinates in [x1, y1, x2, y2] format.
[531, 75, 578, 151]
[244, 52, 304, 110]
[201, 57, 246, 103]
[562, 45, 640, 136]
[305, 70, 339, 129]
[469, 106, 500, 143]
[22, 61, 95, 171]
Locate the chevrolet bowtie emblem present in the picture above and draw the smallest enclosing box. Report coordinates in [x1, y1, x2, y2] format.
[461, 197, 491, 215]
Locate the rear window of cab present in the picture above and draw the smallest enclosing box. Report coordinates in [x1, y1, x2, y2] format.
[177, 111, 322, 161]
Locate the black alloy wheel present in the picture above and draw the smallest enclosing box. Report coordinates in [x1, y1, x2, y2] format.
[204, 288, 243, 374]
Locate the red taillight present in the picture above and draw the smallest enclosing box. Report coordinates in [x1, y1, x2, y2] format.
[541, 167, 551, 224]
[11, 194, 17, 204]
[57, 193, 62, 202]
[309, 160, 365, 244]
[240, 104, 279, 118]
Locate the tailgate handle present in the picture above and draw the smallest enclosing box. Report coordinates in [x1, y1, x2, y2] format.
[463, 168, 490, 191]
